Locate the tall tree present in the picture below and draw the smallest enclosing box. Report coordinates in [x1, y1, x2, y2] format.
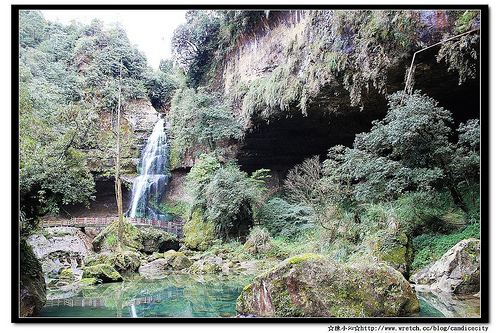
[115, 58, 124, 249]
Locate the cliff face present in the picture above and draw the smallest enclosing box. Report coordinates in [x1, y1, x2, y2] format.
[214, 10, 480, 175]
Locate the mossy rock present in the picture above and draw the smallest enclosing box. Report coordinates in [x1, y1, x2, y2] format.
[82, 264, 123, 283]
[78, 278, 99, 286]
[352, 230, 412, 279]
[58, 268, 77, 280]
[163, 250, 193, 270]
[182, 210, 216, 251]
[187, 255, 223, 274]
[236, 253, 419, 317]
[92, 220, 144, 252]
[20, 240, 46, 317]
[141, 227, 179, 254]
[84, 251, 141, 273]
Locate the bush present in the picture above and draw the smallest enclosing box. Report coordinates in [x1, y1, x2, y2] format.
[186, 153, 268, 241]
[257, 197, 314, 239]
[205, 165, 264, 240]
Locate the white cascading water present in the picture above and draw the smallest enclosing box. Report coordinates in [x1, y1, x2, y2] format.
[129, 117, 169, 219]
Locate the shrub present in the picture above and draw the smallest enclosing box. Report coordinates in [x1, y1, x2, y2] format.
[257, 197, 314, 239]
[185, 153, 268, 242]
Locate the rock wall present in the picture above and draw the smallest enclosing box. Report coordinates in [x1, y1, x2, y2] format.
[216, 10, 480, 174]
[28, 227, 94, 281]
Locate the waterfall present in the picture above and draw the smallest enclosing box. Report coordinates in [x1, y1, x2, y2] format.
[128, 117, 169, 219]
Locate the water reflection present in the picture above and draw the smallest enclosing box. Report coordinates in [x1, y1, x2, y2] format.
[40, 274, 254, 318]
[415, 286, 480, 318]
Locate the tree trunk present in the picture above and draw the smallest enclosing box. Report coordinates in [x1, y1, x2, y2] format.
[115, 58, 123, 250]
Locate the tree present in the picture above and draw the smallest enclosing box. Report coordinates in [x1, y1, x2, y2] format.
[328, 91, 479, 211]
[115, 58, 124, 249]
[171, 10, 222, 87]
[185, 153, 268, 241]
[169, 87, 243, 156]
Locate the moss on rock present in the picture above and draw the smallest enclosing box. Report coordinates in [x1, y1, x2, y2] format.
[351, 230, 413, 279]
[84, 251, 141, 273]
[82, 264, 123, 283]
[141, 227, 179, 254]
[164, 250, 193, 270]
[78, 278, 99, 286]
[92, 220, 143, 252]
[20, 239, 46, 317]
[182, 210, 216, 251]
[236, 253, 419, 317]
[187, 255, 223, 274]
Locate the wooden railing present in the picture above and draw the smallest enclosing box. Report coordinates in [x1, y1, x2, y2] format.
[42, 216, 185, 237]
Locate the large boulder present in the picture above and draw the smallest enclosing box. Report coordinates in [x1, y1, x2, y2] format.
[410, 238, 480, 294]
[361, 230, 413, 279]
[236, 253, 419, 317]
[140, 227, 179, 254]
[187, 255, 224, 274]
[82, 264, 123, 283]
[20, 240, 46, 317]
[138, 250, 193, 279]
[28, 227, 93, 280]
[92, 220, 143, 252]
[138, 259, 172, 279]
[163, 250, 193, 270]
[84, 251, 141, 273]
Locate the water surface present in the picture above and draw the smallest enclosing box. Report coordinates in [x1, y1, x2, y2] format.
[39, 274, 481, 318]
[40, 274, 254, 318]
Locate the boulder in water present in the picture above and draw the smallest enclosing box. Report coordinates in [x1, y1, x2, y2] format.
[410, 238, 480, 294]
[236, 253, 419, 317]
[139, 259, 173, 279]
[187, 255, 224, 274]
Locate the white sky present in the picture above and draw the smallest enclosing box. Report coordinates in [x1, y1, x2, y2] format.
[41, 10, 187, 69]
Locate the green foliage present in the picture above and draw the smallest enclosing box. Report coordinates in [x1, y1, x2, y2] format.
[169, 87, 244, 158]
[411, 222, 480, 272]
[241, 59, 305, 120]
[328, 91, 479, 211]
[185, 153, 267, 241]
[284, 155, 351, 234]
[144, 67, 182, 110]
[172, 11, 223, 87]
[257, 197, 314, 239]
[205, 165, 265, 239]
